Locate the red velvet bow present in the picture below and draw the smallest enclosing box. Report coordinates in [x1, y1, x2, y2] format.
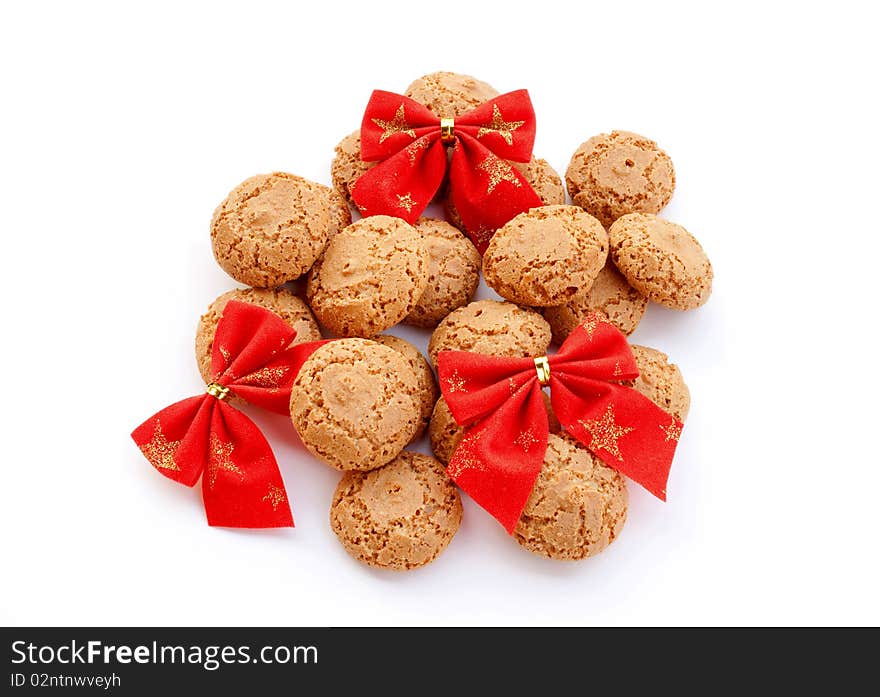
[131, 301, 327, 528]
[437, 314, 683, 533]
[352, 89, 543, 252]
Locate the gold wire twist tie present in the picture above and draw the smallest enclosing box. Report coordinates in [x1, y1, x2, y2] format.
[534, 356, 551, 385]
[440, 117, 455, 143]
[206, 382, 230, 400]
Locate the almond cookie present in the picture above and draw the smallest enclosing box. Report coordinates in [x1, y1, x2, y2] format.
[330, 451, 462, 571]
[195, 287, 321, 386]
[566, 131, 675, 228]
[210, 172, 332, 288]
[625, 345, 690, 421]
[427, 299, 551, 369]
[289, 339, 421, 471]
[542, 262, 647, 343]
[444, 156, 565, 235]
[483, 205, 608, 307]
[609, 213, 712, 310]
[405, 71, 499, 116]
[374, 335, 438, 441]
[403, 218, 481, 328]
[330, 130, 375, 207]
[429, 395, 561, 466]
[514, 433, 627, 561]
[306, 216, 430, 337]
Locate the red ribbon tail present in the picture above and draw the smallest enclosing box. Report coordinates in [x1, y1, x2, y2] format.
[448, 381, 549, 533]
[201, 402, 294, 528]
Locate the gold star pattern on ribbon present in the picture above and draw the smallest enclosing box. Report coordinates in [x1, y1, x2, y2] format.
[372, 104, 417, 144]
[581, 314, 609, 340]
[262, 484, 286, 511]
[140, 420, 180, 472]
[405, 137, 431, 165]
[514, 429, 539, 453]
[613, 361, 622, 377]
[206, 433, 244, 489]
[660, 419, 682, 443]
[396, 192, 416, 213]
[477, 154, 522, 194]
[447, 433, 485, 480]
[445, 369, 467, 393]
[579, 404, 634, 461]
[241, 365, 289, 389]
[476, 104, 525, 146]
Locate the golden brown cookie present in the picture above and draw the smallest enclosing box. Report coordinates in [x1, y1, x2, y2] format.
[444, 156, 565, 233]
[405, 71, 499, 116]
[429, 395, 561, 465]
[195, 288, 321, 386]
[514, 433, 628, 560]
[289, 339, 421, 471]
[427, 299, 551, 369]
[306, 216, 430, 337]
[609, 213, 712, 310]
[374, 335, 438, 441]
[330, 130, 375, 207]
[542, 262, 647, 343]
[566, 131, 675, 228]
[210, 172, 332, 288]
[330, 451, 462, 571]
[403, 218, 481, 328]
[625, 345, 690, 421]
[483, 205, 609, 307]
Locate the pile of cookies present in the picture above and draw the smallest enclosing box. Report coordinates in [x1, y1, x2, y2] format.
[199, 71, 712, 571]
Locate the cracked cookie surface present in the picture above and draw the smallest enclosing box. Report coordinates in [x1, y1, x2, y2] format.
[542, 262, 647, 342]
[306, 215, 430, 337]
[374, 335, 438, 441]
[404, 218, 481, 328]
[483, 205, 609, 307]
[566, 131, 675, 228]
[195, 287, 321, 387]
[405, 71, 498, 116]
[609, 213, 712, 310]
[289, 339, 421, 471]
[210, 172, 332, 288]
[330, 451, 462, 571]
[514, 433, 628, 560]
[625, 344, 690, 421]
[427, 299, 551, 368]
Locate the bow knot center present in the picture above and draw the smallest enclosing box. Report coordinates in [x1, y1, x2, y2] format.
[440, 117, 455, 143]
[206, 382, 230, 400]
[534, 356, 551, 385]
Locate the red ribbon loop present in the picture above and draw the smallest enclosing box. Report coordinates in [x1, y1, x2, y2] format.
[131, 301, 328, 528]
[352, 89, 543, 252]
[437, 313, 683, 533]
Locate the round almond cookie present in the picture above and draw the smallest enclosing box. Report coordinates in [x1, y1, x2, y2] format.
[405, 71, 499, 116]
[195, 287, 321, 386]
[403, 218, 481, 329]
[608, 213, 713, 310]
[429, 394, 561, 466]
[374, 335, 439, 441]
[306, 216, 430, 337]
[625, 345, 690, 421]
[427, 299, 552, 369]
[483, 205, 609, 307]
[330, 130, 375, 207]
[444, 156, 565, 236]
[210, 172, 332, 288]
[514, 433, 628, 561]
[542, 262, 647, 343]
[330, 451, 462, 571]
[566, 131, 675, 228]
[289, 339, 422, 471]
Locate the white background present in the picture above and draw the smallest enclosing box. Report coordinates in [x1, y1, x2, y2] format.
[1, 1, 878, 627]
